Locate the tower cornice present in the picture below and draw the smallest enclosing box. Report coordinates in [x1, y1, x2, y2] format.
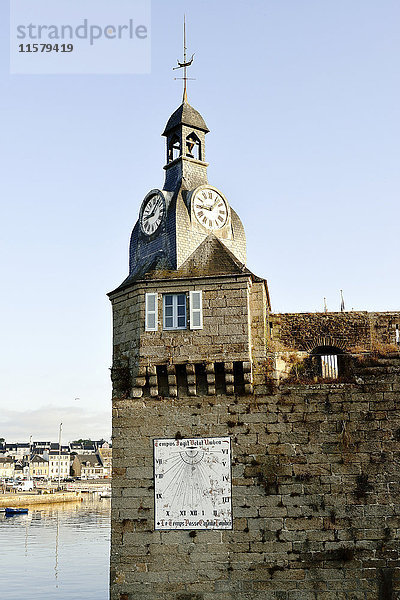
[163, 155, 209, 171]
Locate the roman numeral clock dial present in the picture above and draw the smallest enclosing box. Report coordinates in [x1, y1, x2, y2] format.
[192, 187, 229, 231]
[140, 191, 165, 236]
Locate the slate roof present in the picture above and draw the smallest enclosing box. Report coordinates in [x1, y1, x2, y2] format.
[162, 101, 209, 136]
[31, 454, 47, 464]
[77, 454, 102, 467]
[141, 235, 262, 281]
[50, 443, 69, 451]
[111, 234, 267, 294]
[175, 235, 250, 278]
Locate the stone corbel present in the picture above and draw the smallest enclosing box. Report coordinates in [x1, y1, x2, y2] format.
[167, 364, 177, 397]
[186, 363, 196, 396]
[224, 362, 234, 395]
[206, 362, 216, 395]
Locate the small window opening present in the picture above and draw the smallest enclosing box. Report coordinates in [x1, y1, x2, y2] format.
[215, 362, 226, 395]
[195, 363, 208, 395]
[175, 364, 188, 397]
[320, 354, 338, 378]
[168, 135, 180, 162]
[156, 365, 169, 397]
[233, 362, 245, 395]
[186, 133, 201, 160]
[311, 346, 344, 380]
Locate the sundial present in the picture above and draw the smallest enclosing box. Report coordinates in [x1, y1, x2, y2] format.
[153, 437, 232, 530]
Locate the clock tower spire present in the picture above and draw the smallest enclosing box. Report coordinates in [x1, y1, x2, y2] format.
[164, 16, 209, 192]
[162, 99, 209, 192]
[112, 29, 247, 286]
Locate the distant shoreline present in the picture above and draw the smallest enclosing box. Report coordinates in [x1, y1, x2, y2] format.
[0, 491, 82, 508]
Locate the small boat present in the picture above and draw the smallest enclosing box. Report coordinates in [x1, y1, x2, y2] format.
[5, 507, 29, 516]
[100, 491, 111, 498]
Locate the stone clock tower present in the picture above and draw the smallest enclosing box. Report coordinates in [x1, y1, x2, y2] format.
[109, 89, 400, 600]
[109, 88, 270, 598]
[124, 99, 246, 284]
[109, 94, 269, 401]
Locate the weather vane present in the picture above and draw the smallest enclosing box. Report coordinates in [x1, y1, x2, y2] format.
[173, 15, 195, 102]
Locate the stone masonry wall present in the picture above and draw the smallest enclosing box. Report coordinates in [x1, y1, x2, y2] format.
[249, 280, 268, 387]
[111, 356, 400, 600]
[110, 275, 253, 374]
[272, 311, 400, 352]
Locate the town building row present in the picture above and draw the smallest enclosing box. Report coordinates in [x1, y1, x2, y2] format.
[0, 439, 112, 480]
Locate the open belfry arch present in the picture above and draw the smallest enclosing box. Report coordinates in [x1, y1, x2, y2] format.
[109, 22, 400, 600]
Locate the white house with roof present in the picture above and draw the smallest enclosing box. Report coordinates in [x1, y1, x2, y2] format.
[71, 454, 107, 479]
[0, 457, 15, 479]
[44, 450, 70, 480]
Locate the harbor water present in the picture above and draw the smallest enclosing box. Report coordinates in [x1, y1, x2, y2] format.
[0, 495, 110, 600]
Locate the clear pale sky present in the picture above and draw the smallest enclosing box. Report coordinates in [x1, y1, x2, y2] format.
[1, 0, 399, 442]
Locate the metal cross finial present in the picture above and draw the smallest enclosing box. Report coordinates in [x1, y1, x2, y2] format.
[173, 15, 195, 102]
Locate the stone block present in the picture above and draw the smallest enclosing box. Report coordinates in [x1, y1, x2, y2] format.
[244, 372, 253, 384]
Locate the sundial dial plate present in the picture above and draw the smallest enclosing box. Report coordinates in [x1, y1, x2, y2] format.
[153, 437, 232, 530]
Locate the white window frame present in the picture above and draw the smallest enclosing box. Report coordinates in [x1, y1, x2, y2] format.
[189, 291, 203, 330]
[163, 294, 187, 330]
[145, 293, 158, 332]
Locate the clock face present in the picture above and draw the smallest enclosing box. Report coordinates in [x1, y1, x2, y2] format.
[154, 437, 232, 530]
[193, 188, 228, 231]
[141, 192, 165, 236]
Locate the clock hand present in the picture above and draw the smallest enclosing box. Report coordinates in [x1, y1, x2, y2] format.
[210, 198, 220, 210]
[144, 206, 159, 220]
